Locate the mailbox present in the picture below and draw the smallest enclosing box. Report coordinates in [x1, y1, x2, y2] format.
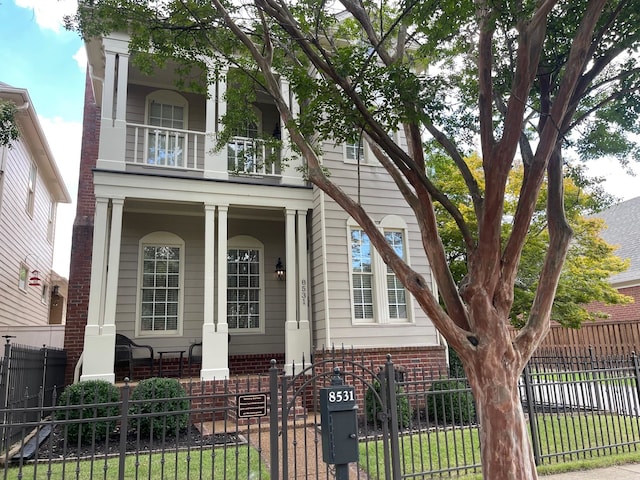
[320, 383, 359, 465]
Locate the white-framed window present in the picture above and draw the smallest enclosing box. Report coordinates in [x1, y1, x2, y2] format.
[41, 284, 49, 305]
[348, 215, 412, 324]
[136, 231, 184, 336]
[344, 138, 365, 164]
[18, 264, 28, 291]
[26, 160, 37, 216]
[227, 235, 265, 333]
[227, 107, 264, 174]
[47, 199, 56, 243]
[145, 90, 188, 167]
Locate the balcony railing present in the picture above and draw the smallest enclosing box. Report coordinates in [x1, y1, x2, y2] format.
[127, 123, 205, 171]
[126, 125, 282, 177]
[227, 136, 281, 176]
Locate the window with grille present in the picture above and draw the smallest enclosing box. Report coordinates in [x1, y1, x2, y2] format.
[350, 228, 374, 320]
[145, 91, 188, 167]
[348, 216, 411, 323]
[227, 236, 264, 333]
[137, 232, 184, 335]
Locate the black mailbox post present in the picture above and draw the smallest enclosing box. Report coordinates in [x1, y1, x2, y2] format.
[320, 368, 359, 479]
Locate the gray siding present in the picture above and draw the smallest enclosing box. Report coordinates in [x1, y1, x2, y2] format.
[0, 142, 55, 328]
[115, 209, 287, 355]
[310, 140, 440, 349]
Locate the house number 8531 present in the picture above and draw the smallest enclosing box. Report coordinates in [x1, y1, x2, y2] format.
[328, 390, 355, 403]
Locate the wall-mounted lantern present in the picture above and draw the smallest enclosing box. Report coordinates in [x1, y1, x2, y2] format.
[275, 258, 286, 281]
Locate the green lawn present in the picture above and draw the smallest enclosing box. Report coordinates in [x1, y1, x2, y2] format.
[1, 445, 268, 480]
[359, 413, 640, 480]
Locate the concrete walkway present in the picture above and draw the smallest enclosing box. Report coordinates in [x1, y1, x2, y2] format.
[540, 463, 640, 479]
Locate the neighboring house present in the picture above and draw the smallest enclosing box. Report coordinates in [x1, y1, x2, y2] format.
[0, 84, 71, 348]
[587, 196, 640, 322]
[64, 32, 446, 384]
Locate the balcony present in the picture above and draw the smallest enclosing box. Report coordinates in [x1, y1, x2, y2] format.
[125, 124, 282, 177]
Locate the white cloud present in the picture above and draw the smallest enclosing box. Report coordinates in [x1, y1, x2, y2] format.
[73, 45, 87, 72]
[39, 115, 82, 277]
[15, 0, 77, 33]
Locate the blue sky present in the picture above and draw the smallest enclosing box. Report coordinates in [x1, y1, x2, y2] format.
[1, 1, 638, 278]
[1, 0, 84, 276]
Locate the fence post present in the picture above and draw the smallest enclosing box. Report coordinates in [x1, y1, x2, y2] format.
[118, 379, 131, 480]
[269, 359, 279, 480]
[0, 336, 14, 412]
[522, 363, 542, 466]
[384, 354, 401, 480]
[632, 353, 640, 410]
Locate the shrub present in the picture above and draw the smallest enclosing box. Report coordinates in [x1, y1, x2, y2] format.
[55, 380, 121, 443]
[448, 348, 466, 378]
[130, 377, 189, 438]
[426, 379, 476, 425]
[365, 379, 412, 428]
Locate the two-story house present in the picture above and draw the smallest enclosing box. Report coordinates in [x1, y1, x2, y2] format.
[64, 32, 446, 384]
[0, 84, 71, 347]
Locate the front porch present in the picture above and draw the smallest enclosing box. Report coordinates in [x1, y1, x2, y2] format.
[78, 190, 314, 384]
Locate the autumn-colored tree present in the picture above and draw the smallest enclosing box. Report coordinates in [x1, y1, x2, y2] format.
[67, 1, 640, 477]
[430, 153, 631, 328]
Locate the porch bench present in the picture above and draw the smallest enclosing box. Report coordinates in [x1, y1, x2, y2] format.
[114, 333, 154, 380]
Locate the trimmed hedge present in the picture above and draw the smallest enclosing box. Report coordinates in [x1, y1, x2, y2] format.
[56, 380, 120, 443]
[426, 379, 476, 425]
[365, 379, 412, 428]
[130, 377, 189, 438]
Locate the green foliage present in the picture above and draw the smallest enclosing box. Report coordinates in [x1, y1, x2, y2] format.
[130, 378, 189, 438]
[448, 348, 465, 378]
[365, 379, 412, 429]
[56, 380, 121, 443]
[0, 99, 19, 147]
[426, 380, 475, 425]
[430, 154, 632, 329]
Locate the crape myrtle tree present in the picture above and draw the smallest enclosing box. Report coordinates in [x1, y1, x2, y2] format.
[67, 0, 640, 478]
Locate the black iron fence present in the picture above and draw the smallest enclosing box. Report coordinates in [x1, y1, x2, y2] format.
[1, 350, 639, 480]
[0, 339, 66, 451]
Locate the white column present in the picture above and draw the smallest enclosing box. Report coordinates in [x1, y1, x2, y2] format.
[82, 197, 123, 382]
[97, 46, 127, 170]
[204, 71, 228, 179]
[201, 204, 229, 380]
[285, 209, 309, 375]
[115, 54, 129, 126]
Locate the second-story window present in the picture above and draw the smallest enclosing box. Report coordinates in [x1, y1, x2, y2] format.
[146, 91, 188, 167]
[345, 138, 365, 163]
[26, 160, 37, 216]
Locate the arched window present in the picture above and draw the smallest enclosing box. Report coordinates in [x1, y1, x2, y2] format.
[136, 231, 185, 336]
[227, 235, 265, 333]
[347, 216, 412, 324]
[145, 90, 188, 167]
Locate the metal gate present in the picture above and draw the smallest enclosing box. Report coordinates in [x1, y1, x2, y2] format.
[268, 353, 403, 479]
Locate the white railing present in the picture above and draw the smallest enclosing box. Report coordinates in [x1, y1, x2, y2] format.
[227, 136, 281, 176]
[126, 125, 281, 176]
[127, 123, 205, 171]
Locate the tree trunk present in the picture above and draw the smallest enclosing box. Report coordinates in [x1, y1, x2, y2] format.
[467, 346, 537, 479]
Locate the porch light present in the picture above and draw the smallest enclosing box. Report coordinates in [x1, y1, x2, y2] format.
[52, 285, 61, 307]
[275, 258, 286, 281]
